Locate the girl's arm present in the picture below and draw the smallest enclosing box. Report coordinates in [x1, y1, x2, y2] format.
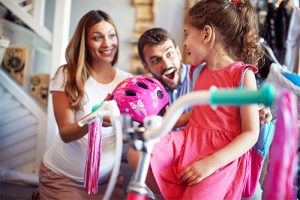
[52, 91, 88, 143]
[174, 112, 191, 128]
[179, 70, 259, 185]
[210, 69, 259, 167]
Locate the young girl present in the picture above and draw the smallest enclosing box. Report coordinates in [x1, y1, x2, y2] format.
[128, 0, 262, 199]
[37, 10, 131, 199]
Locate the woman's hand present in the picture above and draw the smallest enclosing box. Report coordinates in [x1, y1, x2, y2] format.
[101, 93, 114, 127]
[102, 116, 112, 127]
[178, 157, 218, 186]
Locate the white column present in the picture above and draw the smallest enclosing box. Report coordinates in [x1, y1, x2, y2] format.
[43, 0, 71, 163]
[33, 0, 46, 26]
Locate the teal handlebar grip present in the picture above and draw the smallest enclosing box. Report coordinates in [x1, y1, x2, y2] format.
[92, 101, 104, 112]
[210, 84, 275, 107]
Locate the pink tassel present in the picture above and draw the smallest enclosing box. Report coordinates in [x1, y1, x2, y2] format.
[84, 118, 103, 194]
[263, 90, 298, 199]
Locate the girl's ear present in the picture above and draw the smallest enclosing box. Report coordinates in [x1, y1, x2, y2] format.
[203, 25, 215, 45]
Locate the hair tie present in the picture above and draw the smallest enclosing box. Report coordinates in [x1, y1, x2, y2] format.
[230, 0, 244, 8]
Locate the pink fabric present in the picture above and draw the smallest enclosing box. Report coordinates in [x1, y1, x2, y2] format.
[242, 149, 263, 198]
[150, 62, 257, 200]
[84, 118, 103, 194]
[263, 90, 298, 199]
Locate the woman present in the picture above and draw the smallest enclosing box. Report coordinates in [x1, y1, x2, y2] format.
[38, 10, 132, 199]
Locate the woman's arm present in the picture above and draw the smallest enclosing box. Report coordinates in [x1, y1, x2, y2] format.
[52, 91, 88, 143]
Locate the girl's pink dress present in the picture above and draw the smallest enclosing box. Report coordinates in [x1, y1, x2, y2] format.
[150, 62, 258, 200]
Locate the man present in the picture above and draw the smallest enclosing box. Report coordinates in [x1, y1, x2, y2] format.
[138, 27, 272, 128]
[138, 27, 193, 128]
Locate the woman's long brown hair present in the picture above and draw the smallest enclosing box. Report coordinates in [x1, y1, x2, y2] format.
[61, 10, 119, 111]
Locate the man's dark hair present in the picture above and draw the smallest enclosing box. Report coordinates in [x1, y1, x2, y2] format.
[138, 28, 177, 63]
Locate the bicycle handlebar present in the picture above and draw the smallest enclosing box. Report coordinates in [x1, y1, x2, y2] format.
[78, 100, 121, 127]
[210, 83, 274, 107]
[143, 84, 275, 141]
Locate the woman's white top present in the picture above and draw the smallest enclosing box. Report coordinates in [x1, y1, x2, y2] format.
[43, 67, 132, 183]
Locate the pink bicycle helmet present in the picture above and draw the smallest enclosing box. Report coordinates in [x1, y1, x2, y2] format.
[111, 76, 169, 123]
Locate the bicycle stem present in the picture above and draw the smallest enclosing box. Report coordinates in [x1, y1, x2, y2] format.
[127, 141, 155, 196]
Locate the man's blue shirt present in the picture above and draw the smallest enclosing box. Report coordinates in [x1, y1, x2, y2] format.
[166, 63, 192, 109]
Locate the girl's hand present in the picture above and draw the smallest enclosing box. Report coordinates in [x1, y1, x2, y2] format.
[258, 106, 272, 124]
[178, 157, 218, 186]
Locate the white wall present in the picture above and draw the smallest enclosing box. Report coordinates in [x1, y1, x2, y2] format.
[155, 0, 185, 51]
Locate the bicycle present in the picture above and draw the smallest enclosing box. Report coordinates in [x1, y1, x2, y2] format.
[78, 84, 275, 200]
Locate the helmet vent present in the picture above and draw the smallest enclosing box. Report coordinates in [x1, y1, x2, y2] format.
[145, 78, 154, 83]
[157, 90, 163, 99]
[136, 82, 148, 89]
[125, 90, 136, 96]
